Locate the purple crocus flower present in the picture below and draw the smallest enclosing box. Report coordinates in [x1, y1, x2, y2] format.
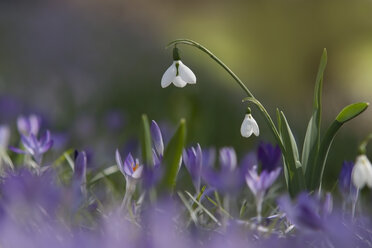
[142, 120, 180, 189]
[339, 161, 357, 202]
[278, 192, 333, 231]
[257, 142, 281, 172]
[151, 120, 164, 164]
[245, 165, 281, 222]
[115, 150, 143, 210]
[115, 150, 143, 180]
[10, 130, 53, 165]
[17, 114, 41, 137]
[183, 144, 202, 193]
[219, 147, 237, 171]
[202, 147, 247, 193]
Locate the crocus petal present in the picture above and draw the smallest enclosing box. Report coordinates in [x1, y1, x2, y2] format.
[219, 147, 237, 171]
[39, 130, 51, 145]
[21, 135, 35, 155]
[172, 76, 187, 88]
[178, 61, 196, 84]
[115, 149, 125, 175]
[29, 114, 40, 136]
[132, 165, 143, 179]
[8, 146, 26, 154]
[39, 140, 53, 154]
[161, 63, 176, 88]
[124, 153, 135, 175]
[151, 120, 164, 156]
[17, 115, 30, 135]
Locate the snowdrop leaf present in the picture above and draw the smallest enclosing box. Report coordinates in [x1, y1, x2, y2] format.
[335, 102, 369, 123]
[302, 49, 327, 174]
[140, 114, 153, 166]
[158, 119, 186, 193]
[307, 102, 369, 190]
[279, 111, 305, 197]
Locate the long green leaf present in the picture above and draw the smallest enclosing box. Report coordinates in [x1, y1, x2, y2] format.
[279, 111, 305, 197]
[306, 102, 369, 190]
[140, 114, 153, 166]
[302, 49, 327, 173]
[158, 119, 186, 193]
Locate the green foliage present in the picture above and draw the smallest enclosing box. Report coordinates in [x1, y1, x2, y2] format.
[278, 111, 305, 196]
[302, 49, 327, 173]
[158, 119, 186, 194]
[140, 114, 153, 166]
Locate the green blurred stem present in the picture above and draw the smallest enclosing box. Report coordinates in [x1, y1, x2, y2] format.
[167, 39, 284, 152]
[358, 133, 372, 155]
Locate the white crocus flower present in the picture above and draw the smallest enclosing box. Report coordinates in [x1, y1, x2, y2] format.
[351, 154, 372, 189]
[240, 113, 259, 138]
[161, 60, 196, 88]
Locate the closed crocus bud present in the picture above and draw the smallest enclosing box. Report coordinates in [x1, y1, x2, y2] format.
[351, 154, 372, 189]
[161, 47, 196, 88]
[240, 108, 259, 138]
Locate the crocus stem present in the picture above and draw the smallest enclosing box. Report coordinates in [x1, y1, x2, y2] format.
[121, 181, 136, 211]
[256, 196, 263, 224]
[351, 189, 359, 221]
[166, 39, 285, 153]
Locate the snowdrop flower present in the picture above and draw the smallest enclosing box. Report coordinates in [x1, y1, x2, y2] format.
[161, 47, 196, 88]
[351, 154, 372, 189]
[240, 108, 259, 138]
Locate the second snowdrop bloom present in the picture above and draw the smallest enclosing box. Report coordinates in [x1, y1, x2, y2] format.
[240, 108, 259, 138]
[161, 47, 196, 88]
[351, 154, 372, 189]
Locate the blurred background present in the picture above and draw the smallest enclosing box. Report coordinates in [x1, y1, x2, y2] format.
[0, 0, 371, 188]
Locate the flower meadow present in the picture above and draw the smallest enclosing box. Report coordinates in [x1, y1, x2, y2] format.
[0, 39, 372, 248]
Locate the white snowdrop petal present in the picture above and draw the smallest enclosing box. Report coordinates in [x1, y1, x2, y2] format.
[173, 76, 187, 88]
[240, 116, 252, 138]
[240, 114, 259, 138]
[251, 118, 260, 136]
[352, 161, 367, 189]
[161, 63, 176, 88]
[178, 61, 196, 84]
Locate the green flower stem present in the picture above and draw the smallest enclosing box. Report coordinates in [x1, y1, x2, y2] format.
[167, 39, 285, 152]
[358, 133, 372, 155]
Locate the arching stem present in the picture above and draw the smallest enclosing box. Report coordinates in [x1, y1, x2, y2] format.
[167, 39, 284, 152]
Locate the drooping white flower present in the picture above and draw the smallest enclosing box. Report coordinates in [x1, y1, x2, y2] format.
[161, 60, 196, 88]
[161, 47, 196, 88]
[240, 113, 259, 138]
[351, 154, 372, 189]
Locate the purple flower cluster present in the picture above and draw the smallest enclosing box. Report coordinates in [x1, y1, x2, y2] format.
[0, 114, 370, 248]
[10, 115, 53, 165]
